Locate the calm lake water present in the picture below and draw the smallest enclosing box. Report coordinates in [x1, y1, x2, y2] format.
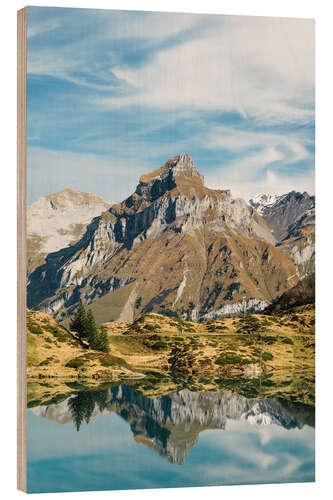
[27, 382, 315, 493]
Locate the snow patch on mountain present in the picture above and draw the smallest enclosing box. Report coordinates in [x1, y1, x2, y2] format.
[28, 188, 113, 255]
[249, 193, 288, 215]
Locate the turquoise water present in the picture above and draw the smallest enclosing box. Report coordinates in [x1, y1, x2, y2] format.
[27, 385, 315, 493]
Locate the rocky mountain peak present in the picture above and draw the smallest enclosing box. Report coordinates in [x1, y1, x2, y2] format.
[170, 153, 204, 182]
[140, 153, 204, 184]
[249, 190, 315, 241]
[140, 153, 204, 185]
[249, 191, 314, 216]
[249, 193, 282, 215]
[114, 153, 207, 213]
[248, 190, 315, 278]
[28, 155, 299, 322]
[27, 189, 113, 273]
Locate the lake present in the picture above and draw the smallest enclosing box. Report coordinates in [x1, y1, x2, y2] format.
[27, 380, 315, 493]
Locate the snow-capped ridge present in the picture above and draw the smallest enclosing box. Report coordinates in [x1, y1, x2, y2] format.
[249, 193, 289, 215]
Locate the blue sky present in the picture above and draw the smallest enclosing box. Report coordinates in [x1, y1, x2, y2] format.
[27, 7, 315, 204]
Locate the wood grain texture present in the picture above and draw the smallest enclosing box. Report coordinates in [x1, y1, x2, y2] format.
[17, 7, 27, 493]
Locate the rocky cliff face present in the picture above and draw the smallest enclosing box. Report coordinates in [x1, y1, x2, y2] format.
[32, 385, 315, 465]
[28, 154, 298, 323]
[27, 189, 113, 273]
[249, 191, 315, 277]
[249, 191, 315, 240]
[264, 273, 315, 314]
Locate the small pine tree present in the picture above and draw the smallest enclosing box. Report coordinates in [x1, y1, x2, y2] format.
[86, 309, 99, 350]
[70, 300, 87, 340]
[70, 303, 109, 353]
[98, 325, 110, 353]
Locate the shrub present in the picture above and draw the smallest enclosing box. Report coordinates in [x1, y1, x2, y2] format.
[152, 341, 168, 350]
[263, 335, 278, 344]
[145, 324, 157, 331]
[66, 358, 85, 369]
[99, 356, 115, 367]
[262, 352, 274, 361]
[237, 315, 261, 333]
[215, 353, 244, 365]
[39, 359, 50, 366]
[282, 337, 294, 345]
[99, 354, 127, 368]
[45, 325, 67, 337]
[28, 324, 43, 335]
[207, 326, 216, 332]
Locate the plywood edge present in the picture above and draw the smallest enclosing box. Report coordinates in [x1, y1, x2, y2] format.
[17, 6, 27, 493]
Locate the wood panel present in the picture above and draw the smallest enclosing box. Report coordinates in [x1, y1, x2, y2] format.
[17, 6, 27, 493]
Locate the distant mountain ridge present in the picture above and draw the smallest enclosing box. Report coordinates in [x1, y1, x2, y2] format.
[28, 153, 300, 323]
[249, 191, 315, 240]
[27, 188, 113, 273]
[249, 190, 315, 277]
[249, 193, 287, 216]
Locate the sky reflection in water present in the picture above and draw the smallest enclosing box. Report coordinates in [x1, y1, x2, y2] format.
[27, 385, 315, 493]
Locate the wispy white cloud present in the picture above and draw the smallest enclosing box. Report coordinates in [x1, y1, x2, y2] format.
[99, 16, 314, 125]
[26, 9, 315, 203]
[202, 125, 312, 164]
[205, 147, 314, 200]
[27, 9, 208, 90]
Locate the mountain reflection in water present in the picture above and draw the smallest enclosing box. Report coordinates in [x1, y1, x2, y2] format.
[31, 384, 315, 466]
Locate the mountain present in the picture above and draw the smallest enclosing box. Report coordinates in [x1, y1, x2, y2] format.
[32, 385, 314, 465]
[277, 206, 315, 278]
[264, 273, 315, 314]
[249, 191, 315, 240]
[28, 154, 298, 323]
[27, 189, 113, 273]
[249, 191, 315, 277]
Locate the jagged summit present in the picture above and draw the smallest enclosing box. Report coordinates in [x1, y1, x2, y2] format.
[111, 153, 211, 215]
[140, 153, 204, 185]
[28, 153, 298, 322]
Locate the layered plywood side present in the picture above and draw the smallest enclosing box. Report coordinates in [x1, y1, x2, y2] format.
[17, 7, 27, 493]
